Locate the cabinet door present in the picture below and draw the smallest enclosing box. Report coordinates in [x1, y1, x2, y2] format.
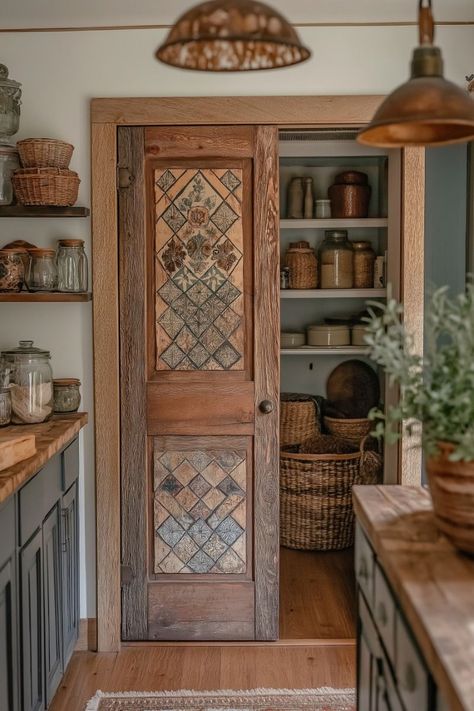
[20, 529, 44, 711]
[0, 558, 19, 711]
[43, 505, 63, 706]
[61, 483, 79, 667]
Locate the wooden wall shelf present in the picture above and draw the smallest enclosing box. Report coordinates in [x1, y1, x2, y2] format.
[281, 288, 386, 299]
[280, 218, 388, 229]
[0, 206, 90, 218]
[0, 292, 92, 302]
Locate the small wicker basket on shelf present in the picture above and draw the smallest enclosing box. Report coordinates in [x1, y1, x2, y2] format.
[280, 393, 322, 447]
[280, 435, 382, 550]
[324, 416, 373, 446]
[12, 167, 80, 206]
[285, 241, 318, 289]
[17, 138, 74, 169]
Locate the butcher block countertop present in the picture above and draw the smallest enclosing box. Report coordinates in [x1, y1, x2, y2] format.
[353, 485, 474, 711]
[0, 413, 87, 505]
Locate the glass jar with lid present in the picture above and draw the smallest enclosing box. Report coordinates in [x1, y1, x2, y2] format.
[352, 241, 376, 288]
[53, 378, 81, 413]
[0, 64, 22, 139]
[56, 239, 88, 292]
[0, 249, 25, 291]
[0, 145, 19, 204]
[319, 230, 354, 289]
[1, 340, 53, 424]
[26, 248, 57, 291]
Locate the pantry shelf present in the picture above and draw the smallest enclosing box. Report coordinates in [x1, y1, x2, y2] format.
[281, 346, 370, 356]
[0, 205, 90, 218]
[280, 218, 388, 229]
[0, 292, 92, 302]
[280, 288, 386, 299]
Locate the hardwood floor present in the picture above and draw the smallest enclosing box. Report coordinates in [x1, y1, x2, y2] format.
[50, 645, 356, 711]
[279, 547, 356, 640]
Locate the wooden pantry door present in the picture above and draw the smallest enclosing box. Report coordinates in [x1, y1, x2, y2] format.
[118, 125, 280, 641]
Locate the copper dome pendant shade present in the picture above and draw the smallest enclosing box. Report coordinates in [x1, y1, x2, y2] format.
[155, 0, 310, 71]
[358, 0, 474, 147]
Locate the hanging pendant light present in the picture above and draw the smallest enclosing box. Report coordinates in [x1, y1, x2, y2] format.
[156, 0, 310, 72]
[358, 0, 474, 147]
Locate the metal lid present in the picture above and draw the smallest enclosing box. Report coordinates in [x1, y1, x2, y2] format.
[0, 64, 21, 90]
[2, 340, 51, 358]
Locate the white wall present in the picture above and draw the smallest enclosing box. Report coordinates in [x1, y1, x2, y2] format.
[0, 23, 472, 617]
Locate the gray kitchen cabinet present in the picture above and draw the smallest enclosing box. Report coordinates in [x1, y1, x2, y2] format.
[20, 528, 44, 711]
[0, 434, 81, 710]
[42, 505, 63, 706]
[61, 481, 79, 668]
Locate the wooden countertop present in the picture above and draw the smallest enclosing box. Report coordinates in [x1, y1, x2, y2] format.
[353, 485, 474, 711]
[0, 413, 88, 505]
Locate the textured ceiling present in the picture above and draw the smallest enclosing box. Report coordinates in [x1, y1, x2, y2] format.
[1, 0, 473, 29]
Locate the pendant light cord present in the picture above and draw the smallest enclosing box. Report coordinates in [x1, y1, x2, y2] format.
[419, 0, 435, 45]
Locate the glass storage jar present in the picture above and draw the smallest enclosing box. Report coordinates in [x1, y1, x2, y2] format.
[0, 387, 11, 426]
[56, 239, 88, 292]
[0, 249, 25, 291]
[319, 230, 354, 289]
[0, 64, 22, 139]
[26, 248, 57, 291]
[352, 241, 376, 289]
[1, 341, 53, 424]
[53, 378, 81, 413]
[0, 145, 19, 204]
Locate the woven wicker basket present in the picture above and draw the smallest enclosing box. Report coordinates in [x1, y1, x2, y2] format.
[17, 138, 74, 169]
[12, 167, 80, 206]
[280, 436, 381, 550]
[285, 241, 318, 289]
[280, 393, 322, 447]
[324, 416, 373, 445]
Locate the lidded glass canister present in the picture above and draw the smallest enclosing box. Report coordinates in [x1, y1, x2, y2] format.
[26, 248, 57, 291]
[1, 340, 53, 423]
[319, 230, 354, 289]
[0, 64, 22, 139]
[0, 249, 25, 291]
[352, 240, 376, 289]
[56, 239, 88, 292]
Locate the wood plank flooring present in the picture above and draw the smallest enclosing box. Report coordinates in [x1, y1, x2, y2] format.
[279, 547, 356, 640]
[50, 645, 356, 711]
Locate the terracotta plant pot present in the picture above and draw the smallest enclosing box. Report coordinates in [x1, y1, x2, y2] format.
[426, 442, 474, 555]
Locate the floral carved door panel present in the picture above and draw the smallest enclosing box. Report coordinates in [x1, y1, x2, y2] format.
[119, 125, 279, 642]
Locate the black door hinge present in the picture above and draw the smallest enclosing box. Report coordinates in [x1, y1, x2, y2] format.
[117, 166, 134, 189]
[121, 564, 134, 586]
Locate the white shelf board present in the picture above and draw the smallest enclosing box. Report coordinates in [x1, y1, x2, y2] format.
[280, 218, 388, 229]
[281, 346, 370, 356]
[280, 288, 386, 299]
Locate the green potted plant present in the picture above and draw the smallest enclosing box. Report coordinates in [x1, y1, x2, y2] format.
[364, 283, 474, 555]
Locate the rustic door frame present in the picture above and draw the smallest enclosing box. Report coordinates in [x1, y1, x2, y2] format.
[91, 95, 425, 652]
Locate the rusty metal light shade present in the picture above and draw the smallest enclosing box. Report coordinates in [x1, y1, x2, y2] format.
[358, 0, 474, 147]
[156, 0, 310, 72]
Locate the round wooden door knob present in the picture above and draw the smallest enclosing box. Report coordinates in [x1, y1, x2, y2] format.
[259, 400, 274, 414]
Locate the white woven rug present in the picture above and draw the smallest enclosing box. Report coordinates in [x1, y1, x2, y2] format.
[85, 687, 356, 711]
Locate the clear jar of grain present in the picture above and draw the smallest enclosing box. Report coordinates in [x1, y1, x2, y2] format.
[352, 241, 376, 288]
[319, 230, 353, 289]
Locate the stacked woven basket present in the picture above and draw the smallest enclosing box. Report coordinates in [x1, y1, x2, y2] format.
[12, 139, 79, 206]
[280, 393, 382, 551]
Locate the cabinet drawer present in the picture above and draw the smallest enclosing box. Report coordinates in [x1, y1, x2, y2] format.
[0, 497, 15, 568]
[355, 522, 374, 605]
[19, 454, 62, 545]
[395, 612, 430, 710]
[374, 563, 396, 664]
[62, 437, 79, 492]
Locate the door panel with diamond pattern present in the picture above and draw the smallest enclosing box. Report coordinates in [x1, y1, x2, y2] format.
[120, 125, 279, 642]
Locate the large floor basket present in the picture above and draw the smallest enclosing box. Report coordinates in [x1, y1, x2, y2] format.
[280, 438, 381, 550]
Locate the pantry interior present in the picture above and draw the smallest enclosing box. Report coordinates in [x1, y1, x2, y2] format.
[277, 129, 399, 640]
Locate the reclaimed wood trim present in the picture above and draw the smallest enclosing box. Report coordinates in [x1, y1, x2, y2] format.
[92, 122, 121, 652]
[91, 95, 384, 127]
[253, 126, 280, 640]
[353, 485, 474, 711]
[399, 148, 425, 485]
[75, 618, 97, 652]
[118, 127, 148, 640]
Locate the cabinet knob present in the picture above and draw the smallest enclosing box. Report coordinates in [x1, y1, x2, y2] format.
[259, 400, 274, 414]
[404, 662, 417, 693]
